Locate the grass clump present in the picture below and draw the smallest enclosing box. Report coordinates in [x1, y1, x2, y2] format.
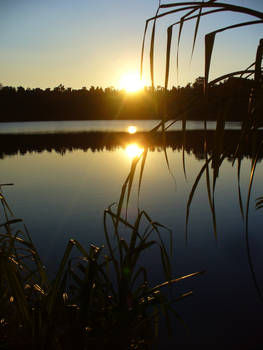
[0, 185, 203, 349]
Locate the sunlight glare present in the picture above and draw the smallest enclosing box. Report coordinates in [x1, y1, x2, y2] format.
[125, 144, 144, 159]
[119, 73, 145, 93]
[128, 126, 137, 134]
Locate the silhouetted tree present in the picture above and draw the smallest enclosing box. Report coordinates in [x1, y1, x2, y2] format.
[0, 80, 258, 122]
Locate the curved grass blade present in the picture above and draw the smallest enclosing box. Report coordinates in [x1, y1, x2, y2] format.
[204, 139, 217, 240]
[170, 8, 226, 33]
[150, 6, 160, 88]
[164, 119, 178, 131]
[103, 209, 120, 283]
[209, 70, 255, 86]
[182, 119, 187, 179]
[206, 20, 262, 90]
[126, 156, 141, 218]
[190, 2, 203, 61]
[137, 147, 148, 206]
[116, 171, 133, 227]
[165, 25, 173, 90]
[237, 158, 244, 220]
[149, 270, 205, 294]
[46, 239, 76, 315]
[244, 143, 263, 302]
[185, 156, 212, 244]
[146, 5, 198, 23]
[256, 197, 263, 210]
[245, 142, 262, 235]
[255, 38, 263, 83]
[177, 7, 197, 80]
[161, 119, 172, 175]
[240, 61, 255, 78]
[160, 2, 263, 21]
[204, 32, 215, 93]
[140, 20, 150, 79]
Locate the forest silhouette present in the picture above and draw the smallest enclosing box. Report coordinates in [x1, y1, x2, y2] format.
[0, 77, 256, 122]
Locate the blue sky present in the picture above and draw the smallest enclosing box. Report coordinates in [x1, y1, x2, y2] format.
[1, 0, 262, 89]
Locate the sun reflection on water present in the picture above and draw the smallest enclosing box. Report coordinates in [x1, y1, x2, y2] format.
[125, 143, 144, 159]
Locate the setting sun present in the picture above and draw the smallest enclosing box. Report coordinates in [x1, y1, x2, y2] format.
[128, 126, 137, 134]
[125, 144, 144, 159]
[119, 73, 145, 93]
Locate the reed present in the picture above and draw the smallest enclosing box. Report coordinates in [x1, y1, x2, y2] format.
[1, 2, 262, 348]
[0, 184, 203, 349]
[140, 0, 263, 227]
[138, 0, 263, 300]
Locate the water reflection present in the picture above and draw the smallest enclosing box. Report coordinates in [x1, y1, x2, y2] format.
[1, 130, 263, 161]
[125, 143, 144, 159]
[1, 128, 263, 347]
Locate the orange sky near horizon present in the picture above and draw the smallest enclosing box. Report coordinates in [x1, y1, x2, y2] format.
[1, 0, 263, 90]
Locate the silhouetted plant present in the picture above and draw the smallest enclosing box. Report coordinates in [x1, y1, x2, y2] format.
[138, 0, 263, 300]
[0, 185, 203, 349]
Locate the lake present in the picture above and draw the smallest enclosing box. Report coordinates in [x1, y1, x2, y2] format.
[1, 120, 263, 348]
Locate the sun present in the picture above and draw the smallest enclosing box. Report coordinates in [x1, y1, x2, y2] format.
[128, 126, 137, 134]
[119, 72, 145, 93]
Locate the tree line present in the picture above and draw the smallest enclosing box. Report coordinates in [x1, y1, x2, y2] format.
[0, 77, 256, 122]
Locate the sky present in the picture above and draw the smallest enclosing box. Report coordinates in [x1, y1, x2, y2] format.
[0, 0, 263, 89]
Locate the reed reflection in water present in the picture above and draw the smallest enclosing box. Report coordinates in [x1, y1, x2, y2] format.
[1, 128, 263, 347]
[1, 130, 263, 161]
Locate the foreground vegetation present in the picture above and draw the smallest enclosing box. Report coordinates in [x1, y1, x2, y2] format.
[0, 184, 203, 349]
[1, 0, 263, 348]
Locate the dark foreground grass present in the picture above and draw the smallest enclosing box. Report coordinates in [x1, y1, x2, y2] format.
[0, 184, 203, 350]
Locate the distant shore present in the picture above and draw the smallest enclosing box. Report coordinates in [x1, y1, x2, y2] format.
[0, 80, 257, 123]
[0, 118, 246, 123]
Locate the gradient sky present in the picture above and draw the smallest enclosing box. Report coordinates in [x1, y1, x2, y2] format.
[1, 0, 263, 89]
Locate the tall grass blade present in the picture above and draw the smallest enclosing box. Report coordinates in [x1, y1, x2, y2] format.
[165, 25, 173, 90]
[116, 175, 129, 227]
[190, 3, 203, 61]
[176, 19, 184, 81]
[245, 143, 262, 235]
[204, 140, 217, 240]
[150, 6, 160, 88]
[126, 157, 140, 217]
[103, 209, 120, 282]
[182, 119, 187, 179]
[206, 19, 262, 90]
[204, 32, 215, 93]
[255, 38, 263, 83]
[161, 119, 172, 175]
[237, 158, 244, 220]
[140, 20, 150, 79]
[46, 239, 75, 315]
[185, 156, 212, 243]
[176, 6, 198, 79]
[244, 143, 263, 302]
[138, 148, 148, 204]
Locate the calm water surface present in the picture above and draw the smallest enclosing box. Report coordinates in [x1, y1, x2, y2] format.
[0, 119, 242, 134]
[1, 120, 263, 348]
